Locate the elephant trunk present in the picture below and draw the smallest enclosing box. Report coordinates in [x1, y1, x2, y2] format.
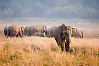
[65, 30, 71, 52]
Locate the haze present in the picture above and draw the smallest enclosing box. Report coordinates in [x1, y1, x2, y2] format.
[0, 0, 99, 20]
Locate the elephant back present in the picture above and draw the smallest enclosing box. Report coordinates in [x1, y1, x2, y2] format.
[9, 25, 21, 36]
[29, 25, 47, 36]
[47, 26, 60, 37]
[11, 25, 20, 34]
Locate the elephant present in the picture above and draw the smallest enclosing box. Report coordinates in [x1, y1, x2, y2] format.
[7, 25, 24, 37]
[28, 25, 47, 36]
[4, 26, 9, 36]
[47, 24, 72, 52]
[24, 26, 31, 36]
[71, 28, 83, 38]
[34, 32, 45, 37]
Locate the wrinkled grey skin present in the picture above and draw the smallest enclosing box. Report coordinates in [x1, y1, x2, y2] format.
[72, 28, 83, 38]
[4, 26, 9, 36]
[34, 32, 45, 37]
[29, 25, 47, 36]
[47, 24, 72, 52]
[24, 26, 31, 36]
[7, 25, 24, 37]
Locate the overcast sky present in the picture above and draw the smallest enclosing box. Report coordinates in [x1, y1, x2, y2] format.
[0, 0, 99, 20]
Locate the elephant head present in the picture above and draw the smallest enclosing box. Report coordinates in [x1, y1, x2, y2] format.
[71, 28, 83, 38]
[71, 28, 76, 37]
[43, 26, 47, 35]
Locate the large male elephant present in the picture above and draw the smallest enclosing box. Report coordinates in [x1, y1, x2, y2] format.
[24, 26, 31, 36]
[7, 25, 24, 37]
[72, 28, 83, 38]
[47, 24, 72, 52]
[4, 26, 9, 36]
[29, 25, 47, 36]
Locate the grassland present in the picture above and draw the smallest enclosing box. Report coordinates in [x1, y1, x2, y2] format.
[0, 28, 99, 66]
[0, 18, 99, 66]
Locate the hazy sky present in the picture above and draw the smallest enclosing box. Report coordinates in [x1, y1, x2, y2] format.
[0, 0, 99, 19]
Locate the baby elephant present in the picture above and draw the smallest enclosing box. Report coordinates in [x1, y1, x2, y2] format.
[7, 25, 24, 37]
[34, 32, 45, 37]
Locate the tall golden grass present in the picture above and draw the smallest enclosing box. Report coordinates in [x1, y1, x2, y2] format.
[0, 35, 98, 66]
[0, 19, 99, 66]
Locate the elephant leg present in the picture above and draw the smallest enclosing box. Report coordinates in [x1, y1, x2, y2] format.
[7, 32, 9, 38]
[62, 40, 65, 51]
[61, 44, 64, 51]
[10, 33, 13, 37]
[28, 31, 30, 36]
[65, 41, 69, 52]
[57, 34, 64, 51]
[55, 38, 62, 51]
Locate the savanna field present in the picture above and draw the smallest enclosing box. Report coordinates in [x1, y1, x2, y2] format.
[0, 19, 99, 66]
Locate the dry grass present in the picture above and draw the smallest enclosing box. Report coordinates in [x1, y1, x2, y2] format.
[0, 34, 99, 66]
[0, 20, 99, 66]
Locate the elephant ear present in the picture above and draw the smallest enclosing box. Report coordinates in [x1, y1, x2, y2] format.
[68, 26, 72, 35]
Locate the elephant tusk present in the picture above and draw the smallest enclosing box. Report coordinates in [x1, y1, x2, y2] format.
[65, 39, 66, 42]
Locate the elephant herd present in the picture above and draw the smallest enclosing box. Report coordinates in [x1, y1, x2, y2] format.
[4, 24, 83, 52]
[4, 25, 24, 37]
